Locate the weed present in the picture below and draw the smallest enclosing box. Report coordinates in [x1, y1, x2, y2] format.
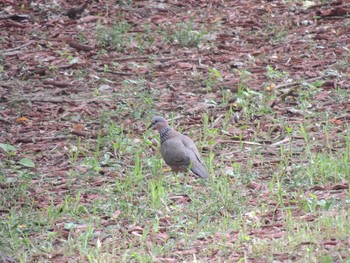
[97, 21, 130, 50]
[295, 151, 349, 186]
[262, 17, 289, 45]
[116, 0, 133, 6]
[0, 55, 3, 74]
[168, 22, 206, 47]
[234, 86, 274, 117]
[265, 65, 288, 80]
[204, 67, 223, 91]
[134, 24, 155, 54]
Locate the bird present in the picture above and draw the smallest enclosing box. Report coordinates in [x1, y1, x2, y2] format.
[148, 116, 210, 179]
[66, 2, 89, 19]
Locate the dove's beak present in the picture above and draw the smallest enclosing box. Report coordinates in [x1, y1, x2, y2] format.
[147, 122, 154, 130]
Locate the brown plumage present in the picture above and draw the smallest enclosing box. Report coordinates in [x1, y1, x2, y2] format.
[148, 116, 210, 179]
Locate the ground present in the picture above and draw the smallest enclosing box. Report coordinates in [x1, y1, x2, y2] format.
[0, 0, 349, 262]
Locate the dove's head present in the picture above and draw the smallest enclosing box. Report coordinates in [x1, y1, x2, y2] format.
[147, 116, 168, 132]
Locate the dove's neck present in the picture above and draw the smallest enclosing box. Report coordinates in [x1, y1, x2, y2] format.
[159, 126, 171, 143]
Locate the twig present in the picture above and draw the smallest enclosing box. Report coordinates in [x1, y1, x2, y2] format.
[6, 96, 112, 104]
[98, 69, 134, 76]
[0, 116, 11, 124]
[334, 114, 350, 120]
[112, 55, 174, 63]
[42, 80, 73, 88]
[210, 139, 261, 150]
[2, 41, 34, 56]
[275, 73, 338, 90]
[16, 136, 74, 143]
[67, 41, 95, 52]
[71, 129, 107, 138]
[9, 98, 78, 104]
[270, 137, 291, 147]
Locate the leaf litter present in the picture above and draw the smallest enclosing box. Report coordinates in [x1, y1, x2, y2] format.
[0, 0, 349, 261]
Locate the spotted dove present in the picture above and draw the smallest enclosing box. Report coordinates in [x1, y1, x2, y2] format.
[148, 116, 210, 179]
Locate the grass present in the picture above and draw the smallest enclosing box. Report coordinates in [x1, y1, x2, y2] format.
[167, 22, 207, 47]
[97, 21, 131, 50]
[96, 21, 156, 54]
[1, 107, 348, 261]
[0, 81, 350, 262]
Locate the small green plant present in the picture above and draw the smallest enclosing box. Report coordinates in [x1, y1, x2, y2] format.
[76, 32, 86, 43]
[0, 143, 35, 168]
[204, 67, 223, 91]
[169, 22, 205, 47]
[265, 65, 288, 80]
[68, 138, 81, 165]
[235, 87, 274, 117]
[75, 69, 89, 79]
[0, 143, 17, 155]
[0, 55, 4, 73]
[232, 67, 277, 115]
[148, 178, 167, 208]
[299, 122, 309, 144]
[297, 80, 322, 106]
[116, 0, 133, 6]
[134, 24, 155, 54]
[97, 21, 130, 50]
[291, 144, 349, 187]
[263, 18, 289, 45]
[234, 68, 252, 96]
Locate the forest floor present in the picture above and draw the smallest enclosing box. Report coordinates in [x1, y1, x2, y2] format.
[0, 0, 349, 262]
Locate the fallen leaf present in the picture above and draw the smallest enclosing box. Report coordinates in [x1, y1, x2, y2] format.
[16, 117, 29, 123]
[329, 118, 343, 125]
[72, 124, 85, 131]
[18, 158, 35, 168]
